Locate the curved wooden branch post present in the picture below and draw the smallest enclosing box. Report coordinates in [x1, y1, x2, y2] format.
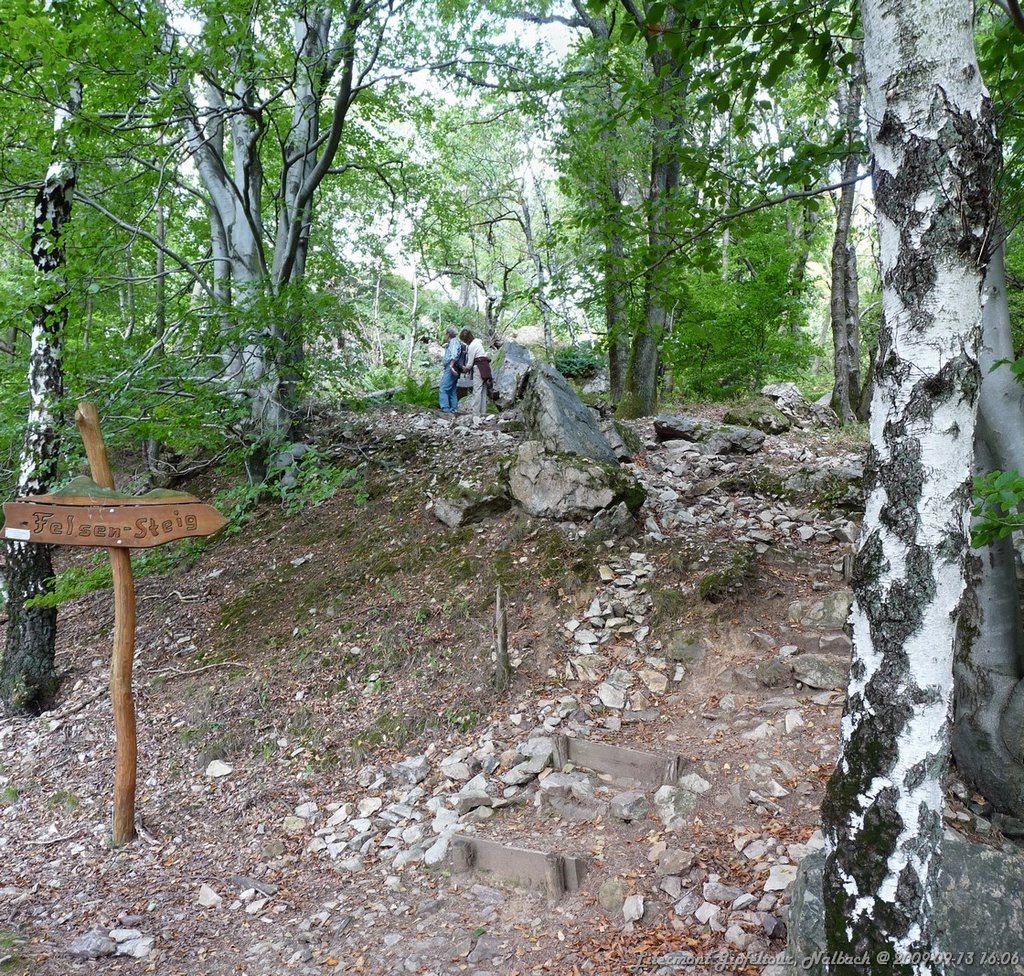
[3, 402, 226, 847]
[75, 404, 137, 845]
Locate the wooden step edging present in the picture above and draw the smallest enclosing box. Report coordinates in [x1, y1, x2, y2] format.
[553, 734, 686, 786]
[450, 836, 590, 901]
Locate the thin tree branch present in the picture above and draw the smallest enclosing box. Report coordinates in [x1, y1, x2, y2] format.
[75, 193, 217, 301]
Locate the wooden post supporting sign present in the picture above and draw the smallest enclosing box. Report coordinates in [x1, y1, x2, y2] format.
[2, 403, 226, 845]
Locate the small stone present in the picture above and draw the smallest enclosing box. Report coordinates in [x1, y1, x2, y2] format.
[610, 791, 651, 822]
[283, 816, 306, 834]
[357, 797, 383, 817]
[764, 864, 798, 892]
[791, 654, 847, 690]
[639, 669, 669, 694]
[597, 683, 626, 709]
[197, 884, 222, 908]
[599, 879, 626, 914]
[66, 932, 116, 959]
[660, 876, 683, 899]
[703, 880, 745, 904]
[653, 785, 697, 830]
[742, 839, 771, 860]
[295, 801, 318, 819]
[725, 923, 753, 950]
[623, 894, 645, 923]
[695, 902, 720, 925]
[424, 830, 454, 866]
[677, 773, 711, 794]
[205, 760, 233, 778]
[394, 755, 430, 785]
[656, 849, 695, 877]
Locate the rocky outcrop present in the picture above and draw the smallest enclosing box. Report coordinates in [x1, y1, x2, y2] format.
[491, 341, 533, 407]
[521, 363, 619, 465]
[762, 382, 838, 429]
[724, 398, 792, 434]
[502, 441, 646, 519]
[653, 415, 766, 455]
[432, 490, 511, 528]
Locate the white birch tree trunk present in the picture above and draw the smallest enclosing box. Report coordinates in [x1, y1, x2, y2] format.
[821, 1, 999, 971]
[1, 82, 81, 711]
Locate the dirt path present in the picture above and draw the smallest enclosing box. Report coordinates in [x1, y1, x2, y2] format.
[1, 405, 867, 976]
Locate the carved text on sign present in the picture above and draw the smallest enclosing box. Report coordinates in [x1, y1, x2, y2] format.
[2, 477, 226, 549]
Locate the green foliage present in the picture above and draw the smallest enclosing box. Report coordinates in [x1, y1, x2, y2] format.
[554, 344, 602, 378]
[392, 376, 437, 407]
[971, 469, 1024, 548]
[217, 446, 367, 527]
[24, 539, 208, 610]
[662, 210, 816, 397]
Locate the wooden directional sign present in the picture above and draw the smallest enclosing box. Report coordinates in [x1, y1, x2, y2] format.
[3, 403, 228, 848]
[3, 476, 226, 548]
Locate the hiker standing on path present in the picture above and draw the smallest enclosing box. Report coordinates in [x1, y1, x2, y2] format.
[439, 327, 463, 413]
[460, 328, 489, 419]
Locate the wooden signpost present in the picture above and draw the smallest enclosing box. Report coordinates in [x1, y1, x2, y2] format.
[2, 403, 226, 845]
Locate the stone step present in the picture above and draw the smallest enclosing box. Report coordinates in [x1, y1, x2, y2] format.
[554, 734, 687, 786]
[450, 836, 590, 901]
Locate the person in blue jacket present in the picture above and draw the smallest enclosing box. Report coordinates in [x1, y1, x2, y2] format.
[439, 327, 464, 413]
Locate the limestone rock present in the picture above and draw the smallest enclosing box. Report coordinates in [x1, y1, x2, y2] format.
[724, 398, 792, 434]
[520, 363, 619, 464]
[66, 932, 116, 959]
[653, 785, 698, 830]
[491, 340, 533, 406]
[791, 655, 847, 690]
[599, 879, 626, 915]
[764, 864, 798, 891]
[653, 415, 766, 454]
[197, 884, 223, 908]
[503, 441, 645, 519]
[623, 894, 645, 923]
[432, 492, 511, 529]
[393, 754, 430, 785]
[610, 791, 651, 822]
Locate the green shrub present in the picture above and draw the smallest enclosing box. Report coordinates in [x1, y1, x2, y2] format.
[554, 344, 603, 378]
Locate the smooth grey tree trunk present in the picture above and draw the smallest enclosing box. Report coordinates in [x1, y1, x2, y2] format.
[953, 244, 1024, 818]
[829, 52, 864, 425]
[1, 85, 80, 712]
[821, 2, 999, 972]
[181, 6, 367, 480]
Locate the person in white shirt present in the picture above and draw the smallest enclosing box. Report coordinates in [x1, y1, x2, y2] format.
[459, 328, 489, 418]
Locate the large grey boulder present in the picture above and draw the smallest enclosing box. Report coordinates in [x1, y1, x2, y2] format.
[491, 341, 533, 406]
[521, 363, 619, 465]
[653, 415, 765, 455]
[502, 441, 646, 519]
[724, 398, 792, 434]
[787, 838, 1024, 976]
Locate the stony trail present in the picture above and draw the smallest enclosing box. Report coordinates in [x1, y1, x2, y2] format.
[0, 402, 886, 976]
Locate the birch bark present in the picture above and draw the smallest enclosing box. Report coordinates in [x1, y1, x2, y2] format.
[1, 83, 81, 711]
[820, 1, 999, 972]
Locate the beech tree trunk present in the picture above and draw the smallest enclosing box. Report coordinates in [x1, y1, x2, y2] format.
[1, 85, 80, 712]
[952, 244, 1024, 818]
[618, 2, 683, 418]
[181, 5, 366, 480]
[820, 1, 999, 972]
